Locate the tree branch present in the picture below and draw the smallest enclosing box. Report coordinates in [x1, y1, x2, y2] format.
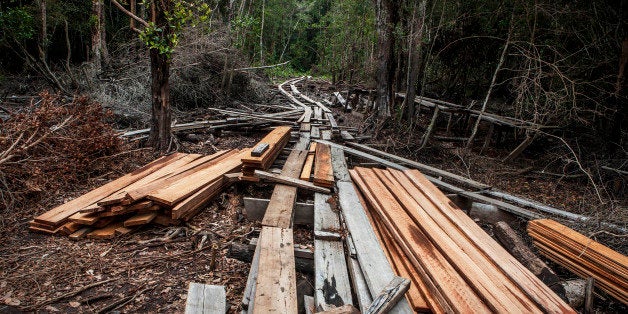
[111, 0, 149, 28]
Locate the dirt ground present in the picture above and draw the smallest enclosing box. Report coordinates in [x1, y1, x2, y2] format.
[1, 79, 626, 313]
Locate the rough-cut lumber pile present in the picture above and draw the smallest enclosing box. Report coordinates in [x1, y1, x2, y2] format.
[241, 126, 292, 178]
[528, 219, 628, 305]
[350, 167, 575, 313]
[29, 149, 249, 239]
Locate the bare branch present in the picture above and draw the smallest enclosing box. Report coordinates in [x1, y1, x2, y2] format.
[111, 0, 149, 28]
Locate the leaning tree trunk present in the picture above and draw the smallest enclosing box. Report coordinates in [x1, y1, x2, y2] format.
[148, 49, 172, 151]
[373, 0, 395, 119]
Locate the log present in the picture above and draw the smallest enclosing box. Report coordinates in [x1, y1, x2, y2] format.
[493, 221, 566, 300]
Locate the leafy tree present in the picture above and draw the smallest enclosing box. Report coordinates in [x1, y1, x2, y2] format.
[111, 0, 210, 151]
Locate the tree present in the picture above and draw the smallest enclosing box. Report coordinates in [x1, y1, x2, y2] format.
[111, 0, 210, 151]
[373, 0, 398, 119]
[91, 0, 109, 72]
[402, 0, 426, 122]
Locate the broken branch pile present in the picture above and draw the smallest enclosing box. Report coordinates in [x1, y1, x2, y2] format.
[528, 219, 628, 305]
[350, 167, 574, 313]
[29, 149, 249, 239]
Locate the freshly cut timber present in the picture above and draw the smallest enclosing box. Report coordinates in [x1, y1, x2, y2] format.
[29, 149, 246, 239]
[350, 166, 575, 313]
[241, 126, 292, 177]
[31, 153, 186, 229]
[528, 219, 628, 305]
[313, 143, 333, 188]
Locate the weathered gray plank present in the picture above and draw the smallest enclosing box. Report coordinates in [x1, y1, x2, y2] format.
[314, 107, 323, 121]
[340, 131, 354, 141]
[314, 193, 340, 233]
[345, 234, 373, 313]
[345, 142, 490, 190]
[311, 126, 321, 139]
[321, 130, 332, 141]
[330, 147, 351, 182]
[336, 181, 413, 314]
[242, 240, 261, 313]
[314, 240, 353, 311]
[243, 197, 313, 225]
[304, 295, 315, 314]
[185, 283, 226, 314]
[364, 276, 411, 314]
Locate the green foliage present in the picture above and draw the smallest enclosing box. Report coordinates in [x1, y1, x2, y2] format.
[0, 7, 36, 43]
[139, 0, 211, 58]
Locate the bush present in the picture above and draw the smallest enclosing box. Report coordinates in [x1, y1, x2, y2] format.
[0, 92, 123, 211]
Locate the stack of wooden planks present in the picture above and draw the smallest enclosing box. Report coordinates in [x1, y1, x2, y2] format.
[350, 167, 575, 313]
[29, 149, 249, 239]
[528, 219, 628, 305]
[241, 126, 292, 180]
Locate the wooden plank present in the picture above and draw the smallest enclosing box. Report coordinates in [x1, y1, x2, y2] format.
[314, 193, 340, 233]
[86, 222, 124, 239]
[261, 149, 308, 229]
[124, 212, 157, 227]
[336, 181, 413, 314]
[300, 123, 312, 133]
[34, 153, 185, 227]
[243, 197, 313, 225]
[125, 149, 236, 202]
[254, 170, 331, 194]
[241, 126, 292, 165]
[300, 154, 315, 181]
[403, 170, 575, 312]
[321, 130, 332, 141]
[311, 126, 320, 139]
[171, 178, 226, 219]
[345, 142, 490, 190]
[340, 131, 354, 141]
[148, 150, 246, 206]
[185, 283, 226, 314]
[314, 143, 334, 188]
[345, 234, 373, 313]
[360, 185, 433, 312]
[69, 227, 92, 240]
[242, 239, 261, 313]
[350, 171, 457, 312]
[314, 107, 323, 121]
[365, 276, 411, 314]
[314, 240, 354, 311]
[252, 226, 297, 314]
[248, 238, 314, 260]
[97, 153, 203, 206]
[374, 169, 539, 312]
[314, 192, 353, 310]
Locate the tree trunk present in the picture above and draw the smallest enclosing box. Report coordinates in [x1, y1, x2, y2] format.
[148, 49, 172, 151]
[373, 0, 396, 119]
[38, 0, 47, 61]
[403, 1, 426, 122]
[91, 0, 109, 72]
